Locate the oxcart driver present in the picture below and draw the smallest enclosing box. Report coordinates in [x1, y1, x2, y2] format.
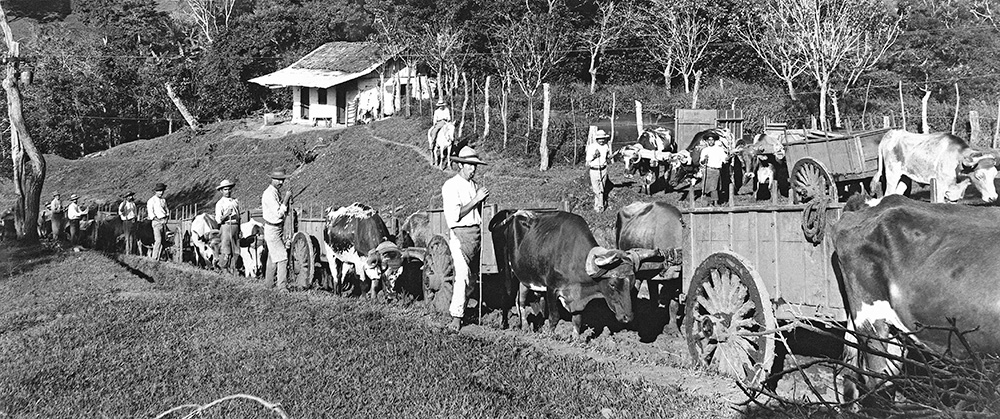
[66, 194, 86, 245]
[441, 146, 489, 332]
[147, 183, 169, 260]
[47, 192, 64, 241]
[261, 168, 293, 291]
[587, 129, 612, 212]
[700, 138, 728, 205]
[118, 191, 137, 255]
[215, 179, 241, 275]
[428, 100, 452, 149]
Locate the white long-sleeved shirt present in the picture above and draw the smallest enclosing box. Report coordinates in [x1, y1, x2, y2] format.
[261, 185, 287, 225]
[67, 202, 85, 220]
[215, 197, 241, 224]
[587, 142, 611, 169]
[701, 144, 728, 169]
[442, 174, 480, 228]
[146, 196, 169, 220]
[48, 198, 63, 213]
[118, 201, 137, 221]
[433, 107, 451, 123]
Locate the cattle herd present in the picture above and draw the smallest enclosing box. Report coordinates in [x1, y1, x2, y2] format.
[4, 126, 1000, 411]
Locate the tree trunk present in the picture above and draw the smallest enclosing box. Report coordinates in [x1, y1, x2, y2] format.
[970, 110, 981, 145]
[540, 83, 550, 171]
[437, 63, 444, 100]
[610, 91, 616, 148]
[589, 51, 599, 94]
[952, 83, 960, 135]
[483, 75, 491, 138]
[682, 71, 691, 93]
[898, 80, 906, 131]
[831, 92, 841, 129]
[994, 99, 1000, 148]
[662, 67, 670, 90]
[459, 72, 469, 138]
[0, 10, 44, 243]
[165, 82, 199, 131]
[921, 88, 931, 133]
[786, 78, 796, 100]
[451, 64, 459, 104]
[501, 76, 509, 149]
[394, 69, 402, 119]
[406, 63, 413, 118]
[818, 80, 829, 131]
[690, 70, 702, 109]
[635, 100, 643, 134]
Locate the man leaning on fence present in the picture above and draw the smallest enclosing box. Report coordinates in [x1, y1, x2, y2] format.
[147, 183, 169, 260]
[261, 168, 292, 291]
[118, 191, 137, 255]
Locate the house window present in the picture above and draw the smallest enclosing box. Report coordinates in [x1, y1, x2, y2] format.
[318, 88, 328, 105]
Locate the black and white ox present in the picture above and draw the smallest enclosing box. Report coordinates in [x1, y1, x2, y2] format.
[239, 219, 266, 278]
[833, 194, 1000, 405]
[872, 130, 998, 203]
[621, 127, 679, 194]
[190, 213, 222, 268]
[489, 209, 664, 333]
[322, 203, 392, 297]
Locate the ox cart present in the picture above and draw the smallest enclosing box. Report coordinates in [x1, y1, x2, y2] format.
[676, 199, 847, 386]
[782, 127, 892, 203]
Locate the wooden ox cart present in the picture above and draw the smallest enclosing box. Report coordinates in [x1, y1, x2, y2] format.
[782, 127, 893, 203]
[677, 198, 847, 386]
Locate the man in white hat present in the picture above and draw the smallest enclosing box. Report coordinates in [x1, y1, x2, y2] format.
[261, 168, 292, 290]
[118, 191, 137, 254]
[441, 146, 489, 332]
[215, 179, 241, 274]
[147, 183, 169, 260]
[428, 100, 452, 150]
[66, 194, 87, 245]
[46, 192, 64, 241]
[586, 129, 612, 212]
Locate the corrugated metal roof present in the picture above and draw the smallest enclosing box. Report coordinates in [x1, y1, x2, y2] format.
[248, 41, 387, 88]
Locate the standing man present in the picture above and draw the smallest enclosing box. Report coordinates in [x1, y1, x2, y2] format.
[428, 100, 452, 150]
[700, 139, 728, 206]
[441, 146, 489, 332]
[215, 179, 241, 275]
[66, 194, 86, 245]
[118, 191, 137, 254]
[261, 168, 292, 291]
[587, 129, 612, 212]
[47, 192, 64, 241]
[147, 183, 169, 260]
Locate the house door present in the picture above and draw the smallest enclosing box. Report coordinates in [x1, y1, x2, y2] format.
[300, 87, 310, 120]
[336, 87, 347, 124]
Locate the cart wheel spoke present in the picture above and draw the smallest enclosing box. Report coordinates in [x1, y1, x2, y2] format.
[684, 252, 777, 387]
[792, 157, 837, 203]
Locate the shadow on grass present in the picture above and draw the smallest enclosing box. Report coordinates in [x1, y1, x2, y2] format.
[0, 241, 62, 277]
[108, 254, 155, 283]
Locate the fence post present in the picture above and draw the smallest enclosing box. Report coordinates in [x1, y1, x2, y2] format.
[930, 178, 940, 203]
[883, 116, 891, 129]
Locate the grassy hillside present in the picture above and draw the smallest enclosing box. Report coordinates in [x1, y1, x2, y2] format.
[0, 245, 729, 418]
[2, 116, 668, 244]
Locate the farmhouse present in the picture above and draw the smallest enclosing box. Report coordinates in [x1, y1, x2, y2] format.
[249, 41, 432, 126]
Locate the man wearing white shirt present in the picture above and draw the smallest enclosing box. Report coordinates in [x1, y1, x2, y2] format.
[118, 191, 137, 254]
[261, 168, 292, 290]
[215, 179, 241, 274]
[428, 100, 452, 149]
[700, 139, 728, 205]
[66, 194, 86, 245]
[586, 129, 612, 212]
[47, 192, 64, 241]
[147, 183, 169, 260]
[441, 146, 489, 332]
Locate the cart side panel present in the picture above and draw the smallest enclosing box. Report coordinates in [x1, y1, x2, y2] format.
[859, 129, 888, 174]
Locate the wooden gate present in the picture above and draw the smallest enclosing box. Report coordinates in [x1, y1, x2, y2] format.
[674, 109, 746, 150]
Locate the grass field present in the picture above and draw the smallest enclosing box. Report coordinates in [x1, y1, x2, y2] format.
[0, 243, 732, 418]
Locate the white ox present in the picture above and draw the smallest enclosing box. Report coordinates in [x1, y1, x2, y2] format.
[872, 130, 998, 203]
[239, 219, 265, 278]
[190, 213, 222, 268]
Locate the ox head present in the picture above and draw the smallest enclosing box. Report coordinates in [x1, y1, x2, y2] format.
[960, 150, 998, 202]
[584, 247, 663, 324]
[196, 229, 223, 266]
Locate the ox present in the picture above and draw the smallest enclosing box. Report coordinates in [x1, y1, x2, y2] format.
[399, 211, 430, 249]
[622, 127, 677, 194]
[489, 209, 662, 333]
[872, 130, 998, 203]
[832, 194, 1000, 405]
[322, 203, 392, 297]
[239, 219, 266, 278]
[190, 213, 222, 269]
[428, 122, 456, 170]
[615, 202, 684, 322]
[735, 133, 785, 198]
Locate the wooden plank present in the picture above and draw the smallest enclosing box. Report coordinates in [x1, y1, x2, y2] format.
[675, 109, 718, 150]
[480, 204, 498, 274]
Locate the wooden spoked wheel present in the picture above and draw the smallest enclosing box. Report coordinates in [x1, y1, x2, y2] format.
[289, 231, 316, 290]
[683, 251, 776, 387]
[791, 157, 837, 204]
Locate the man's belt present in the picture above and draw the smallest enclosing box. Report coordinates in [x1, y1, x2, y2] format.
[223, 221, 240, 225]
[589, 166, 607, 170]
[451, 225, 480, 230]
[264, 221, 283, 227]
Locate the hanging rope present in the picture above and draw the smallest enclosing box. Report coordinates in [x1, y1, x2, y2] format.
[802, 196, 831, 246]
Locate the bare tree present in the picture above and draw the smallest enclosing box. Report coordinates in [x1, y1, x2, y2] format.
[183, 0, 241, 45]
[580, 0, 638, 94]
[0, 5, 44, 242]
[736, 9, 807, 99]
[421, 22, 466, 102]
[645, 0, 720, 94]
[780, 0, 900, 128]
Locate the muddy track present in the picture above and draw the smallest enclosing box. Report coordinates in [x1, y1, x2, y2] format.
[365, 126, 437, 167]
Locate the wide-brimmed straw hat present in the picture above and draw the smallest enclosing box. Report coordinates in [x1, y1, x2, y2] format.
[122, 191, 135, 198]
[153, 182, 167, 192]
[595, 129, 610, 140]
[69, 194, 79, 200]
[269, 168, 288, 180]
[436, 100, 446, 107]
[216, 179, 236, 190]
[52, 191, 60, 196]
[450, 146, 487, 165]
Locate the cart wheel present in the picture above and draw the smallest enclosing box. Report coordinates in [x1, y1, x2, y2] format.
[289, 231, 316, 290]
[683, 251, 776, 387]
[791, 157, 837, 204]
